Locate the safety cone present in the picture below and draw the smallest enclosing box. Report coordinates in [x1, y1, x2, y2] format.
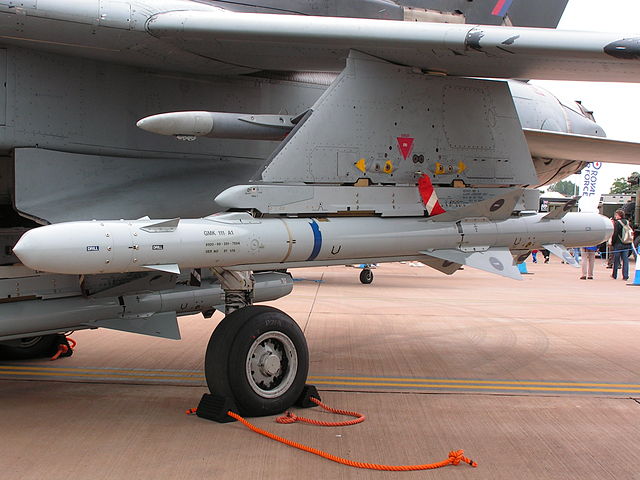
[628, 247, 640, 286]
[517, 262, 532, 275]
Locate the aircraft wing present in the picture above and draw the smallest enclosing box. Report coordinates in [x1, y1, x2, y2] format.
[147, 10, 640, 82]
[524, 129, 640, 165]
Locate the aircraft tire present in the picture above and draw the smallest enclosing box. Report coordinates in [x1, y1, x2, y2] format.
[0, 334, 60, 360]
[359, 268, 373, 284]
[205, 305, 309, 417]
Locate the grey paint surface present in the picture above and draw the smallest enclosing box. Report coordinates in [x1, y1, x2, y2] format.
[0, 49, 5, 126]
[261, 52, 538, 187]
[2, 46, 324, 223]
[13, 148, 258, 222]
[147, 10, 640, 82]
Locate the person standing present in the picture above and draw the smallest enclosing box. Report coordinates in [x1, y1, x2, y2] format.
[579, 245, 598, 279]
[611, 209, 631, 280]
[541, 248, 550, 263]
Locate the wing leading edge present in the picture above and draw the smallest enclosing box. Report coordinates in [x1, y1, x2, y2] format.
[524, 129, 640, 166]
[147, 10, 640, 82]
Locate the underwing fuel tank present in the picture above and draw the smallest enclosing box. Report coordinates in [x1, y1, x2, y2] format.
[13, 211, 612, 277]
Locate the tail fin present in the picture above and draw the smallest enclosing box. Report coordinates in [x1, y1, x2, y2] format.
[397, 0, 569, 28]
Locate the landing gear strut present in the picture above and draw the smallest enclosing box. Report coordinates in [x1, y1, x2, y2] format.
[205, 270, 309, 417]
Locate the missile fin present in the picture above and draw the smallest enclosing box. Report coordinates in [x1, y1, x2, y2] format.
[140, 218, 180, 232]
[427, 189, 524, 223]
[421, 247, 522, 280]
[142, 264, 181, 274]
[418, 253, 462, 275]
[542, 244, 579, 267]
[92, 311, 181, 340]
[540, 198, 578, 220]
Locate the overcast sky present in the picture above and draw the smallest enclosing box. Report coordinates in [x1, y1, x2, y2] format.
[532, 0, 640, 193]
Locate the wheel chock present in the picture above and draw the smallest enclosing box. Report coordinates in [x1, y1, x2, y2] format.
[295, 384, 321, 408]
[196, 393, 239, 423]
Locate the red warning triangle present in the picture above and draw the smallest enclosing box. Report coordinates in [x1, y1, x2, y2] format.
[397, 136, 414, 160]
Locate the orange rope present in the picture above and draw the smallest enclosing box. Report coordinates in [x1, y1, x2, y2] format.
[50, 336, 77, 361]
[276, 397, 365, 426]
[227, 408, 477, 471]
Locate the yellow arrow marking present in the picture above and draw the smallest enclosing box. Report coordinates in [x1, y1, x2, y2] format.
[457, 161, 467, 174]
[355, 158, 367, 173]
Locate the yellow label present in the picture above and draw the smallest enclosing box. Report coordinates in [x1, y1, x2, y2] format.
[355, 158, 367, 173]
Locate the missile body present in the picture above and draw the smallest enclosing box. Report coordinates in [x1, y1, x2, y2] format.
[13, 212, 612, 276]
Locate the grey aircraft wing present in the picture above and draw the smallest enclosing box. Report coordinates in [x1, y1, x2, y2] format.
[523, 129, 640, 166]
[0, 1, 634, 80]
[146, 10, 640, 82]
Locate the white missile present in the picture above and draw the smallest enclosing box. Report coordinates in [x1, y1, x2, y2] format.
[13, 209, 612, 280]
[136, 111, 296, 140]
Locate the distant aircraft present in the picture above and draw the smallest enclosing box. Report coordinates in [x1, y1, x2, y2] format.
[2, 0, 640, 417]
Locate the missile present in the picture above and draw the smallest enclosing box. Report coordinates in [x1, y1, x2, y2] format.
[136, 111, 296, 140]
[13, 208, 612, 280]
[0, 272, 293, 340]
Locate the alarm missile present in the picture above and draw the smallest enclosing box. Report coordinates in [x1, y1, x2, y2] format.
[13, 208, 612, 280]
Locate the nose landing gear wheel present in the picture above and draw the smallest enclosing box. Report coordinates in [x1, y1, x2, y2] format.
[205, 305, 309, 417]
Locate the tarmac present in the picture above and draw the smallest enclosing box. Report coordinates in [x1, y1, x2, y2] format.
[1, 258, 640, 479]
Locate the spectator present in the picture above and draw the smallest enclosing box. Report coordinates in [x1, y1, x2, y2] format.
[540, 248, 550, 263]
[579, 245, 598, 279]
[611, 209, 631, 281]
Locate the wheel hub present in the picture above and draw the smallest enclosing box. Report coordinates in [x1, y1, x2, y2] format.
[246, 331, 298, 399]
[260, 353, 281, 377]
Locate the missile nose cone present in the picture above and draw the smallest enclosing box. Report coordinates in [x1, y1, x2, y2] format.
[11, 236, 25, 258]
[12, 223, 110, 274]
[135, 117, 149, 130]
[13, 228, 45, 270]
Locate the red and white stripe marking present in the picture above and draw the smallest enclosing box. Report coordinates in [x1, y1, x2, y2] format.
[418, 174, 446, 216]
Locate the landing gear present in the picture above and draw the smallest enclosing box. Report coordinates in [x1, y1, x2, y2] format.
[205, 305, 309, 417]
[0, 334, 60, 360]
[359, 268, 373, 284]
